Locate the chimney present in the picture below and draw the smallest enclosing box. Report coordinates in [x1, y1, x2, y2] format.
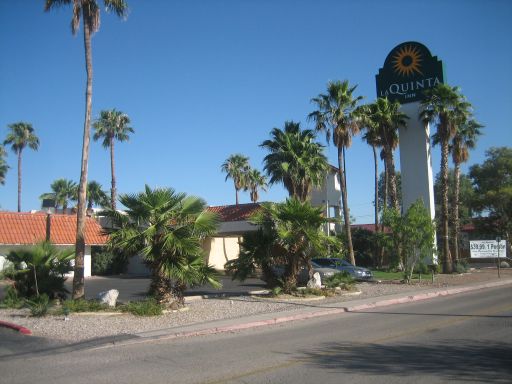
[46, 213, 52, 242]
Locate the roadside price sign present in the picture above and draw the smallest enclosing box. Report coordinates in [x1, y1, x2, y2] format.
[470, 240, 507, 258]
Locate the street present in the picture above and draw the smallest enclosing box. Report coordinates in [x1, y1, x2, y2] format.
[0, 285, 510, 383]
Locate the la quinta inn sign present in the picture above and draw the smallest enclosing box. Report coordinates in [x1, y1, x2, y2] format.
[376, 41, 443, 262]
[376, 41, 444, 104]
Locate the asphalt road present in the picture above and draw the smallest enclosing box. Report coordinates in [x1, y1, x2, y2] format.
[1, 286, 510, 383]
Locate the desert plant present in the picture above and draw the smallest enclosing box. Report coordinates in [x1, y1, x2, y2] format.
[61, 299, 109, 314]
[0, 286, 24, 309]
[324, 272, 355, 290]
[120, 299, 163, 316]
[5, 242, 74, 299]
[25, 294, 50, 317]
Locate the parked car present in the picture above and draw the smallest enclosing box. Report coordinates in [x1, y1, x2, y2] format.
[271, 261, 339, 285]
[312, 258, 373, 281]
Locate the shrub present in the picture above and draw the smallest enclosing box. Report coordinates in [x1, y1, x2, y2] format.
[5, 242, 73, 299]
[26, 294, 50, 317]
[91, 248, 128, 276]
[120, 299, 163, 316]
[0, 286, 24, 309]
[324, 272, 355, 290]
[61, 299, 109, 314]
[454, 260, 469, 274]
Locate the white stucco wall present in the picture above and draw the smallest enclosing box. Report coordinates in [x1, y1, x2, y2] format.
[206, 236, 241, 270]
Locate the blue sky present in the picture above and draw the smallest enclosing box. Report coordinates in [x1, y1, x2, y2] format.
[1, 0, 511, 223]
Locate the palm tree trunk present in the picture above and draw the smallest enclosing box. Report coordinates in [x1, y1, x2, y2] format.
[384, 146, 400, 212]
[17, 150, 22, 212]
[372, 146, 380, 266]
[453, 163, 461, 264]
[73, 17, 93, 300]
[337, 146, 355, 265]
[235, 186, 239, 205]
[382, 157, 388, 222]
[440, 139, 453, 273]
[110, 137, 117, 210]
[373, 146, 379, 232]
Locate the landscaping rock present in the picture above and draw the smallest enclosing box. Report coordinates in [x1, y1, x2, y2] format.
[97, 289, 119, 307]
[307, 272, 322, 289]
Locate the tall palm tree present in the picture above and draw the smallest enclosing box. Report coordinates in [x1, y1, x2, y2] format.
[40, 178, 77, 212]
[221, 154, 250, 205]
[260, 121, 328, 202]
[45, 0, 128, 299]
[86, 180, 110, 210]
[246, 168, 267, 203]
[103, 185, 220, 306]
[450, 119, 483, 262]
[421, 84, 472, 273]
[309, 80, 363, 265]
[4, 122, 40, 212]
[93, 109, 134, 210]
[0, 145, 8, 185]
[357, 105, 382, 233]
[366, 98, 408, 212]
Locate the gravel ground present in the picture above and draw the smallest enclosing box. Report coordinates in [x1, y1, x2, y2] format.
[1, 268, 510, 343]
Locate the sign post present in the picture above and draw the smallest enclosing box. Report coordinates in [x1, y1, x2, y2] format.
[497, 236, 501, 278]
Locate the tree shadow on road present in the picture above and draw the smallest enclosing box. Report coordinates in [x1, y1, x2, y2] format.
[298, 340, 512, 382]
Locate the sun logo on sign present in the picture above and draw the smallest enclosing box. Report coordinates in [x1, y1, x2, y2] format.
[392, 45, 423, 77]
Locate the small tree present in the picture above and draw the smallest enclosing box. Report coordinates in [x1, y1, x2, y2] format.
[5, 242, 74, 299]
[383, 200, 436, 283]
[227, 198, 339, 293]
[103, 185, 221, 306]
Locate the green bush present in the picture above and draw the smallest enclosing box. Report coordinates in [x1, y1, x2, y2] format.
[91, 248, 128, 276]
[119, 299, 163, 316]
[454, 260, 469, 274]
[26, 294, 50, 317]
[324, 272, 355, 290]
[5, 242, 73, 299]
[0, 286, 25, 309]
[60, 299, 109, 314]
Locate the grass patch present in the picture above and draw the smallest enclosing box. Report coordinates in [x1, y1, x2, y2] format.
[57, 299, 111, 314]
[119, 299, 163, 316]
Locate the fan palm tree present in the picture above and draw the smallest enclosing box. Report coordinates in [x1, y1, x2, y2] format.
[308, 80, 363, 265]
[45, 0, 128, 299]
[450, 119, 483, 262]
[0, 145, 8, 185]
[246, 168, 267, 203]
[40, 178, 77, 212]
[4, 122, 40, 212]
[221, 154, 250, 205]
[260, 121, 328, 202]
[93, 109, 134, 210]
[421, 84, 472, 273]
[86, 180, 110, 210]
[251, 198, 336, 293]
[103, 185, 220, 306]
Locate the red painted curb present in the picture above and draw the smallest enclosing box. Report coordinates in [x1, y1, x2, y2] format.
[0, 320, 32, 335]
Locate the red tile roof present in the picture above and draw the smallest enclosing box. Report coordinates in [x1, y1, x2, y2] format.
[207, 203, 261, 222]
[0, 212, 108, 245]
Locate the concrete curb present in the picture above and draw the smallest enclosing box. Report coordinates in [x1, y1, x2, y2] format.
[91, 278, 512, 349]
[0, 320, 32, 335]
